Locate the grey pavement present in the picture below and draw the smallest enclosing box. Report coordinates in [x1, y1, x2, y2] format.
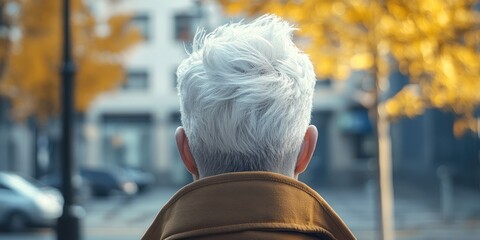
[317, 182, 480, 240]
[0, 182, 479, 240]
[81, 188, 177, 239]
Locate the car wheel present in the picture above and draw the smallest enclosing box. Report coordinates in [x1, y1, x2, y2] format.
[7, 211, 28, 232]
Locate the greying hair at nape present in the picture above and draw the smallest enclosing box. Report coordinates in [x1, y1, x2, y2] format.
[176, 14, 316, 177]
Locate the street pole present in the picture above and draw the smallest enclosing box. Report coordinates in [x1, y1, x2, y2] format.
[57, 0, 83, 239]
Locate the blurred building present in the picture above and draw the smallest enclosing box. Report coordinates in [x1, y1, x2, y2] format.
[81, 0, 385, 187]
[389, 72, 480, 189]
[81, 0, 479, 189]
[83, 0, 372, 186]
[302, 72, 376, 187]
[0, 111, 34, 178]
[84, 0, 225, 185]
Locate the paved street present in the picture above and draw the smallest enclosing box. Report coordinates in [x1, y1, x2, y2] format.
[0, 183, 479, 240]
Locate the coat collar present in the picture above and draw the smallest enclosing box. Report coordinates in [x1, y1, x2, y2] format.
[142, 171, 356, 240]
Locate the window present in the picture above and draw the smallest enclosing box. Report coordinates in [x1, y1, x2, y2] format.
[132, 14, 150, 41]
[174, 13, 195, 42]
[101, 114, 153, 168]
[123, 71, 149, 90]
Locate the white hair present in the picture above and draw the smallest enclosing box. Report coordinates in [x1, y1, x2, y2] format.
[176, 14, 316, 177]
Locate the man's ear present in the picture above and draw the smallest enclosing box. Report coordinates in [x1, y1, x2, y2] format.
[294, 125, 318, 178]
[175, 127, 199, 180]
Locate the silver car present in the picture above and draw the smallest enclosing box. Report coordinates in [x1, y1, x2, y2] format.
[0, 172, 63, 232]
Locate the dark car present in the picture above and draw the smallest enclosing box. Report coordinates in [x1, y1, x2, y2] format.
[39, 173, 92, 203]
[79, 167, 137, 197]
[120, 167, 155, 193]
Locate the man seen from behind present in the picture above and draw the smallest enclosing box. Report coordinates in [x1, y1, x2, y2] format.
[142, 14, 356, 240]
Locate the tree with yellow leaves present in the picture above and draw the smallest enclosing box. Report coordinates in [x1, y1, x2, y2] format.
[0, 0, 141, 122]
[219, 0, 480, 132]
[217, 1, 479, 239]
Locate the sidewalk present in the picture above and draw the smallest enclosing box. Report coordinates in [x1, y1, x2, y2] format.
[318, 181, 480, 240]
[81, 188, 177, 239]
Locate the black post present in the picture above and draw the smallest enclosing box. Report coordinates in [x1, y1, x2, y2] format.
[57, 0, 83, 239]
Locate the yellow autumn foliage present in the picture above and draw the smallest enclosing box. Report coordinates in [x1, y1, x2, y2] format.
[385, 84, 425, 118]
[218, 0, 480, 130]
[0, 0, 141, 121]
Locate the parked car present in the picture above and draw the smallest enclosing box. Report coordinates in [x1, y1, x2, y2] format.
[39, 173, 92, 203]
[0, 172, 63, 232]
[120, 167, 155, 193]
[79, 167, 138, 197]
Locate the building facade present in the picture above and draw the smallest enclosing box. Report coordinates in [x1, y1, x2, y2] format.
[85, 0, 225, 185]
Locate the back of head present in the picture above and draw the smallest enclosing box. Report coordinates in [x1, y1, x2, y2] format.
[177, 14, 316, 177]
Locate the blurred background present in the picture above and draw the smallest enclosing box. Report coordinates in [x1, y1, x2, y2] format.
[0, 0, 479, 239]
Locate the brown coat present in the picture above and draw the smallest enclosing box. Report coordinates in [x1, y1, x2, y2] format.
[142, 172, 356, 240]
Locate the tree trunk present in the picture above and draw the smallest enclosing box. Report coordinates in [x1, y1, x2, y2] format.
[376, 105, 395, 240]
[373, 54, 396, 240]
